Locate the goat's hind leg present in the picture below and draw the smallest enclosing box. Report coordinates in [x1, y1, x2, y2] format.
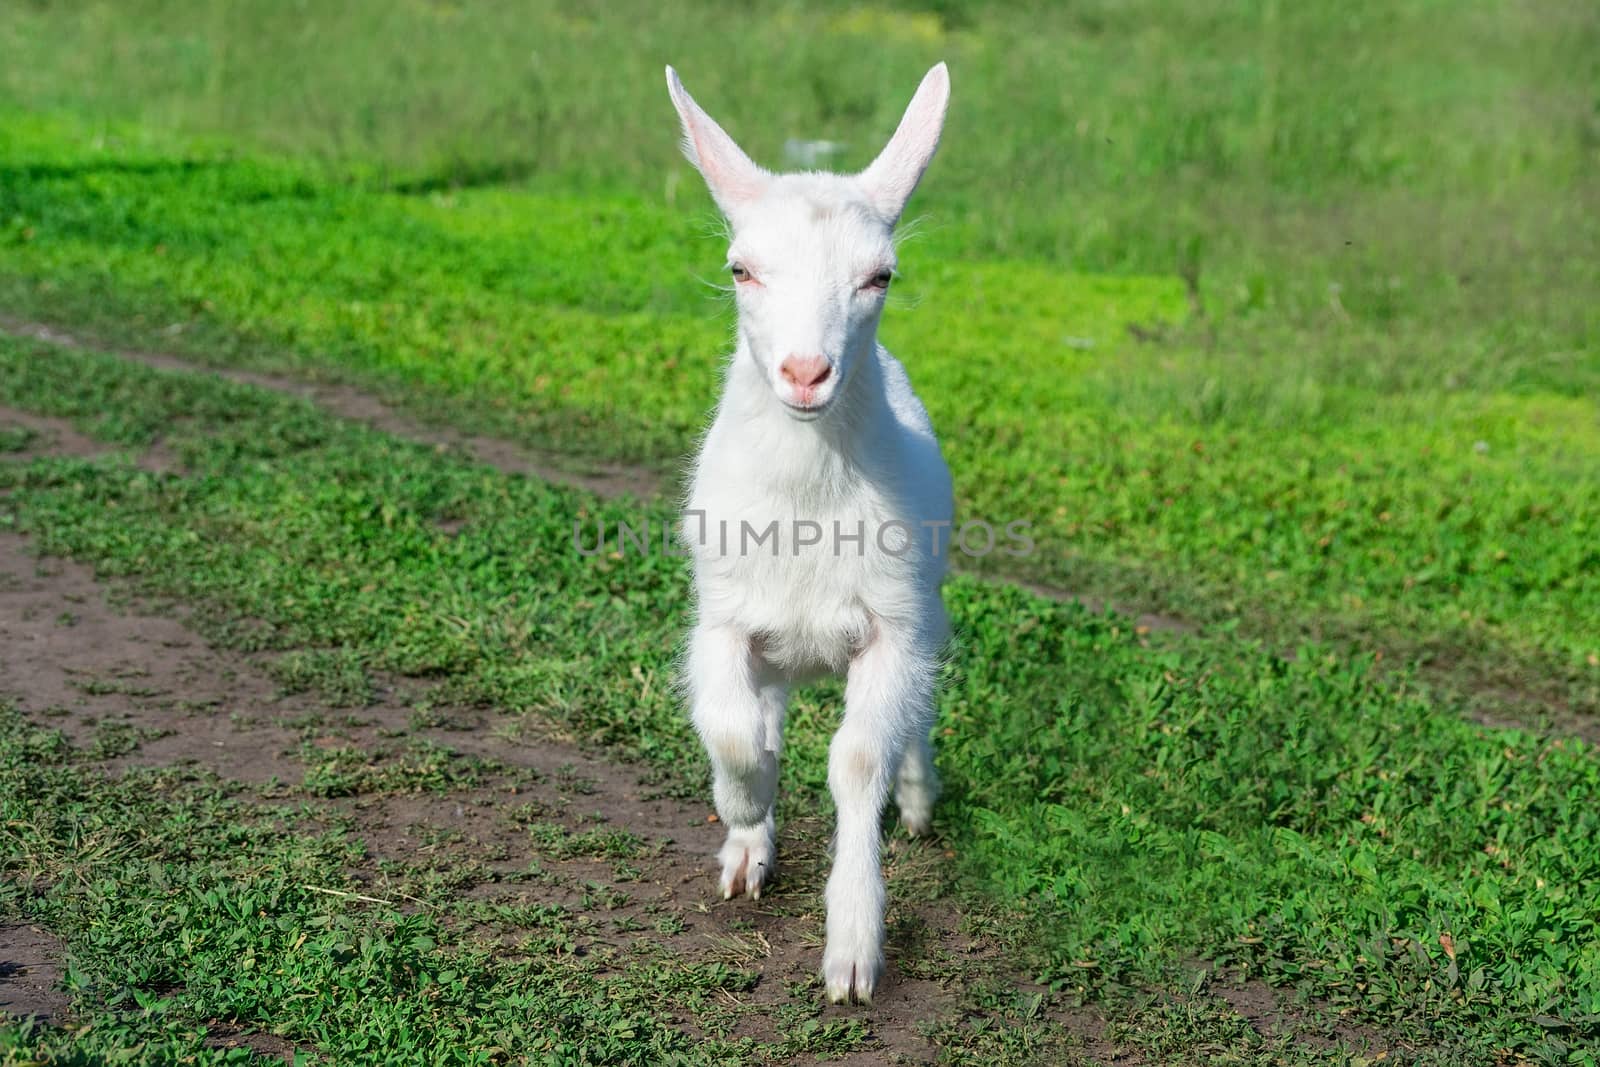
[688, 624, 786, 900]
[896, 601, 946, 836]
[894, 728, 939, 836]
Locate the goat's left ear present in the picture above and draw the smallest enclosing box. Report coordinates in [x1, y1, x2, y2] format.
[858, 62, 950, 225]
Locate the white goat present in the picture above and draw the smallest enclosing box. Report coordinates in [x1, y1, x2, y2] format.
[666, 63, 954, 1004]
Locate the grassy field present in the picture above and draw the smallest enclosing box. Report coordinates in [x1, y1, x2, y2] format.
[2, 0, 1598, 1063]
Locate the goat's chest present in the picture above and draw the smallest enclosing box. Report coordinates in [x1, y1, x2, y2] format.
[686, 480, 912, 674]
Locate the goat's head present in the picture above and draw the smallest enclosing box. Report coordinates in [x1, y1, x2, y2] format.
[666, 64, 950, 421]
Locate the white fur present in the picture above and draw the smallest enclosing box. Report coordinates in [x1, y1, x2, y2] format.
[667, 63, 954, 1005]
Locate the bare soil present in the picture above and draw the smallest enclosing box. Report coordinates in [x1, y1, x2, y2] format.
[1205, 970, 1393, 1056]
[0, 522, 305, 783]
[0, 405, 103, 462]
[202, 1026, 298, 1065]
[0, 923, 68, 1023]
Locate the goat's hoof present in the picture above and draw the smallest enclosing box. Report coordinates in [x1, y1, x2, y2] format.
[898, 806, 933, 837]
[896, 779, 937, 837]
[718, 825, 775, 900]
[822, 951, 881, 1005]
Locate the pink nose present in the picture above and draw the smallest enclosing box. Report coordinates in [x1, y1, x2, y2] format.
[780, 355, 833, 389]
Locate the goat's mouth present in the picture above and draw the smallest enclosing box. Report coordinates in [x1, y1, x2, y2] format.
[779, 395, 834, 420]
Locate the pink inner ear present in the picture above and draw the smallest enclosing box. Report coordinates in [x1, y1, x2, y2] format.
[669, 68, 771, 214]
[694, 132, 768, 206]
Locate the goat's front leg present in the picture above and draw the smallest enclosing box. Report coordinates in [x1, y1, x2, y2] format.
[823, 628, 936, 1004]
[688, 624, 786, 900]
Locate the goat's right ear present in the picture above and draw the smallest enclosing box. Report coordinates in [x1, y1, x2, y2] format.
[666, 66, 770, 219]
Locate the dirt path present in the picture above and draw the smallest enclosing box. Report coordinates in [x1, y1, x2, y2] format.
[2, 317, 664, 500]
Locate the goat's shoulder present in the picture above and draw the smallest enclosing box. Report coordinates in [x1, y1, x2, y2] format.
[870, 346, 953, 526]
[875, 345, 937, 442]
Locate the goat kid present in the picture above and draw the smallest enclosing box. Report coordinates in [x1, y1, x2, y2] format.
[666, 63, 954, 1005]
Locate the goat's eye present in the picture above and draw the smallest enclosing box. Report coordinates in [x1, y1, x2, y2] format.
[866, 269, 894, 291]
[730, 263, 751, 283]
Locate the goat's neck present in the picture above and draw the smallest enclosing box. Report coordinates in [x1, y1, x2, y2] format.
[718, 340, 890, 497]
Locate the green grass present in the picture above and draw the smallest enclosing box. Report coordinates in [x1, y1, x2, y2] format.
[3, 335, 1598, 1062]
[2, 0, 1598, 1060]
